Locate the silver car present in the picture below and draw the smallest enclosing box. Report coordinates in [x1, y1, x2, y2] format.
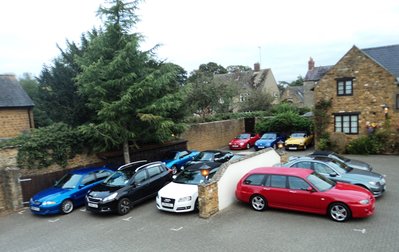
[282, 156, 386, 197]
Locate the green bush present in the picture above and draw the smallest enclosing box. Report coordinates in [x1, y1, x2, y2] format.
[256, 111, 312, 135]
[6, 123, 85, 169]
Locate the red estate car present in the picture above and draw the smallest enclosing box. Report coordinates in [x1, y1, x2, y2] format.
[229, 133, 260, 150]
[235, 167, 375, 222]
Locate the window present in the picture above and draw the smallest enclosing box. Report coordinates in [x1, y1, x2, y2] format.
[313, 162, 335, 175]
[134, 170, 148, 184]
[292, 161, 312, 169]
[244, 174, 266, 186]
[337, 78, 353, 96]
[334, 113, 359, 134]
[147, 165, 162, 178]
[269, 175, 286, 188]
[288, 176, 310, 190]
[81, 173, 96, 186]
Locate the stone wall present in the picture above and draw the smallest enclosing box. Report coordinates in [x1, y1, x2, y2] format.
[315, 46, 399, 142]
[0, 108, 33, 139]
[181, 119, 245, 150]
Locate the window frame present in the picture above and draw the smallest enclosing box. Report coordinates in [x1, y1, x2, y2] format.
[333, 112, 359, 135]
[336, 77, 354, 96]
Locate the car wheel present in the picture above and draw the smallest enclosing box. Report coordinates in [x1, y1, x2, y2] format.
[304, 144, 307, 150]
[117, 198, 131, 215]
[194, 199, 199, 212]
[171, 165, 178, 175]
[250, 195, 267, 211]
[246, 143, 250, 149]
[61, 199, 74, 214]
[329, 203, 351, 222]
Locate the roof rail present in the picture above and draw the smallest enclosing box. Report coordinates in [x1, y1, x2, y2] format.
[117, 160, 148, 171]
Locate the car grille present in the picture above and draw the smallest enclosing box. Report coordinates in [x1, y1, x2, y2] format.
[161, 197, 175, 209]
[87, 196, 102, 203]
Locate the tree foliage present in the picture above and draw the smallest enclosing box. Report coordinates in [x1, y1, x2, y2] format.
[256, 111, 312, 136]
[75, 0, 187, 162]
[226, 65, 251, 73]
[239, 89, 273, 112]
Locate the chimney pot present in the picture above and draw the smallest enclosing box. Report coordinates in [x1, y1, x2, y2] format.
[254, 63, 260, 72]
[308, 57, 315, 71]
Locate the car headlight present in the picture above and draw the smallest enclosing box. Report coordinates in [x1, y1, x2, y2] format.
[368, 181, 378, 186]
[239, 142, 244, 146]
[178, 196, 192, 202]
[42, 201, 57, 206]
[103, 192, 118, 203]
[359, 199, 369, 205]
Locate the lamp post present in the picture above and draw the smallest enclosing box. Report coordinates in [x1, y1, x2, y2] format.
[199, 164, 210, 184]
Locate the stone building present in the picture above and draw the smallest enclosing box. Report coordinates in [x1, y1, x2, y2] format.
[0, 74, 35, 140]
[213, 63, 280, 112]
[314, 44, 399, 142]
[303, 57, 333, 108]
[280, 86, 304, 107]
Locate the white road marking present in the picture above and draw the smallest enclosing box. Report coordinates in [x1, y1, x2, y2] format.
[18, 210, 25, 215]
[48, 219, 60, 223]
[80, 208, 86, 212]
[123, 217, 133, 221]
[170, 227, 183, 231]
[353, 228, 366, 234]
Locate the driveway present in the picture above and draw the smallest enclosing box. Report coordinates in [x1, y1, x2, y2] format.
[0, 153, 398, 252]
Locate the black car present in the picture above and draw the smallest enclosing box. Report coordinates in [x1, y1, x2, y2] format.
[181, 150, 233, 170]
[85, 160, 172, 215]
[309, 150, 372, 171]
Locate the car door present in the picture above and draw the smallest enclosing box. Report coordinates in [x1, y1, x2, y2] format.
[178, 151, 191, 166]
[262, 175, 290, 208]
[312, 162, 342, 183]
[146, 164, 168, 195]
[285, 176, 326, 213]
[73, 173, 97, 205]
[128, 169, 151, 203]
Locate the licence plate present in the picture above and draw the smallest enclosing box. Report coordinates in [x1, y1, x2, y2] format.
[289, 147, 297, 150]
[232, 145, 238, 148]
[88, 202, 98, 208]
[30, 206, 40, 211]
[161, 202, 173, 207]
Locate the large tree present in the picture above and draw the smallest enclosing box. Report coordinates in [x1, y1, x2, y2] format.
[75, 0, 186, 163]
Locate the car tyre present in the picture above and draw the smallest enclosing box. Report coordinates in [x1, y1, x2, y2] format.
[117, 198, 131, 215]
[61, 199, 74, 214]
[171, 165, 178, 175]
[250, 195, 267, 211]
[329, 203, 351, 222]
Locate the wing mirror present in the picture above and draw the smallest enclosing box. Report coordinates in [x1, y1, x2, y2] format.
[306, 186, 314, 192]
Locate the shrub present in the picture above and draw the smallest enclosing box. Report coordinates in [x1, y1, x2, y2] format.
[329, 132, 347, 153]
[256, 111, 312, 136]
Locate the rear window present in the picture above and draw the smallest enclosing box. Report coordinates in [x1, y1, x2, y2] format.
[244, 174, 265, 186]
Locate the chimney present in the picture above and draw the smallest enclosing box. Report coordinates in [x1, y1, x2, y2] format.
[308, 57, 315, 71]
[254, 62, 260, 72]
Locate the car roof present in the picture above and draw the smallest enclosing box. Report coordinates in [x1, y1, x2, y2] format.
[311, 150, 334, 156]
[70, 166, 111, 175]
[248, 167, 313, 177]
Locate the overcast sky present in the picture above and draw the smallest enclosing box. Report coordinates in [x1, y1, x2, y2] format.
[1, 0, 398, 82]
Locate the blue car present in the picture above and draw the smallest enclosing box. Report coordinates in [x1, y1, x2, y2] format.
[162, 150, 199, 175]
[254, 132, 284, 151]
[29, 166, 114, 215]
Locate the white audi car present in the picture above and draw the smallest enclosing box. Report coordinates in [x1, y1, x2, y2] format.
[156, 163, 219, 213]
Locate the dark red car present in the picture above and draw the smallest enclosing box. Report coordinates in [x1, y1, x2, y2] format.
[235, 167, 375, 222]
[229, 133, 260, 150]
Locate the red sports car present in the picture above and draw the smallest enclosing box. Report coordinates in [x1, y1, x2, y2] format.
[229, 133, 260, 150]
[235, 167, 375, 222]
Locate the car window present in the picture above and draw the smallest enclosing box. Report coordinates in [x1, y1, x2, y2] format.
[95, 170, 113, 181]
[81, 173, 96, 186]
[180, 151, 189, 157]
[133, 169, 148, 184]
[147, 165, 162, 178]
[288, 176, 310, 190]
[313, 162, 335, 174]
[292, 161, 312, 169]
[244, 174, 266, 186]
[268, 175, 286, 188]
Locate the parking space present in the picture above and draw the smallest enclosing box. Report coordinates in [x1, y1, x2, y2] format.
[0, 153, 398, 251]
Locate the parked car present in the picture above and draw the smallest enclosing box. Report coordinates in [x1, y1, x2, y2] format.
[254, 132, 284, 151]
[309, 150, 372, 171]
[235, 167, 375, 222]
[182, 150, 233, 170]
[156, 163, 219, 213]
[282, 156, 386, 197]
[284, 132, 313, 150]
[162, 149, 200, 175]
[85, 161, 172, 215]
[229, 133, 260, 150]
[29, 166, 114, 215]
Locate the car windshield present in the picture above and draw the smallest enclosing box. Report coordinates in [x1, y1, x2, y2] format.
[163, 151, 179, 160]
[55, 174, 83, 189]
[307, 172, 335, 191]
[290, 133, 305, 138]
[327, 159, 352, 173]
[103, 171, 130, 187]
[236, 133, 250, 139]
[193, 152, 215, 161]
[331, 153, 350, 163]
[261, 133, 276, 139]
[174, 169, 217, 185]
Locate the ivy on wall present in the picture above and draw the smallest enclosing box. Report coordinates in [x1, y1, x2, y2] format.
[313, 99, 332, 150]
